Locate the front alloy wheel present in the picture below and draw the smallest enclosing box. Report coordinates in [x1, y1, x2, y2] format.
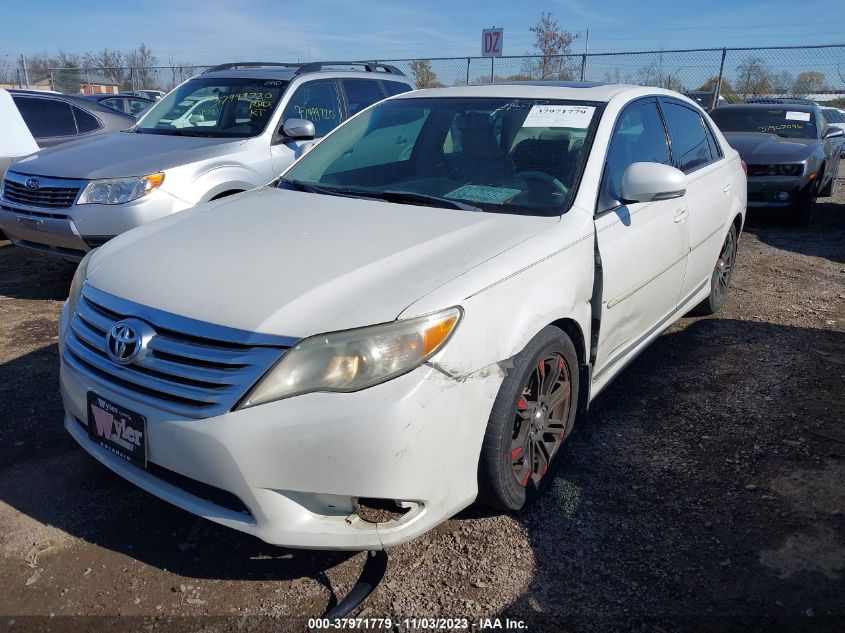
[478, 326, 579, 511]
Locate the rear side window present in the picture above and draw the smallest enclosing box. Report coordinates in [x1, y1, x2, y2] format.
[13, 97, 77, 137]
[601, 99, 671, 210]
[282, 80, 342, 137]
[73, 107, 102, 133]
[662, 102, 715, 172]
[341, 79, 386, 117]
[383, 81, 412, 97]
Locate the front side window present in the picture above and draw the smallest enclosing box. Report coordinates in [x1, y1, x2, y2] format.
[281, 97, 601, 217]
[136, 77, 288, 137]
[662, 102, 714, 172]
[13, 97, 77, 137]
[601, 100, 671, 210]
[282, 80, 342, 137]
[709, 107, 818, 140]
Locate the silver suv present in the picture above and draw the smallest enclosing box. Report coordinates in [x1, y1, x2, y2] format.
[0, 62, 414, 260]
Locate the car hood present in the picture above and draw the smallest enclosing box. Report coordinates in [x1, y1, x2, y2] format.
[10, 131, 248, 179]
[87, 187, 558, 337]
[722, 132, 816, 161]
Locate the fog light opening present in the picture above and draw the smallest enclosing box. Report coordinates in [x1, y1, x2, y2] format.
[777, 191, 789, 201]
[355, 497, 413, 524]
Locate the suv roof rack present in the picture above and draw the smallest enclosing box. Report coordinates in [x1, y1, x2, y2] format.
[294, 61, 404, 76]
[202, 61, 405, 77]
[203, 62, 305, 74]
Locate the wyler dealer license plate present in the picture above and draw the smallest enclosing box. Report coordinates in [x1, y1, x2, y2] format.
[87, 392, 147, 468]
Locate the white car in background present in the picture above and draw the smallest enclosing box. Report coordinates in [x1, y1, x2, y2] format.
[60, 82, 746, 550]
[0, 61, 413, 259]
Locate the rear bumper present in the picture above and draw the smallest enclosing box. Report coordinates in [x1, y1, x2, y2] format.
[0, 190, 188, 260]
[58, 304, 503, 550]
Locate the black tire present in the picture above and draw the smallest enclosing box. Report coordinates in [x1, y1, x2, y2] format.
[791, 178, 819, 226]
[478, 326, 579, 511]
[819, 173, 833, 198]
[691, 223, 737, 316]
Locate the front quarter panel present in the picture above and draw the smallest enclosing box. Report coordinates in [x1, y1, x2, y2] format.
[402, 207, 596, 378]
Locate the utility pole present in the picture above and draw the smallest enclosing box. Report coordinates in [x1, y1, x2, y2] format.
[20, 53, 30, 88]
[579, 28, 589, 82]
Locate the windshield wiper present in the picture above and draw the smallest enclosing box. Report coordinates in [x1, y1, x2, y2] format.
[278, 179, 349, 197]
[362, 190, 482, 212]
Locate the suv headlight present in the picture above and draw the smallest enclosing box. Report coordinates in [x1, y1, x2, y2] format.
[238, 307, 462, 408]
[65, 249, 96, 325]
[78, 173, 164, 205]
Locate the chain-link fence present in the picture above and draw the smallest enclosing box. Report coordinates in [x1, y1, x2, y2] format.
[7, 44, 844, 107]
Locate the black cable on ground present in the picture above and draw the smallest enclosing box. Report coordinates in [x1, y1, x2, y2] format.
[322, 550, 388, 620]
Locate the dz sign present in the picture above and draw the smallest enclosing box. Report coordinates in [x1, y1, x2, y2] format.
[482, 28, 503, 57]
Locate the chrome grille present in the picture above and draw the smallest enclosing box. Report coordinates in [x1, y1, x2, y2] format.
[63, 286, 295, 418]
[3, 180, 79, 208]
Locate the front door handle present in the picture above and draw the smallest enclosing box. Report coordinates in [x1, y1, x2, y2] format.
[674, 208, 689, 223]
[723, 183, 732, 193]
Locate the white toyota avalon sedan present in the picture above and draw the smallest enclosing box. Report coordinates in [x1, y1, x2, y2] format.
[59, 82, 746, 550]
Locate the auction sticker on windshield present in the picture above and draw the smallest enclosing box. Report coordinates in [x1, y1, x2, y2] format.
[785, 111, 811, 122]
[523, 104, 595, 128]
[87, 392, 147, 468]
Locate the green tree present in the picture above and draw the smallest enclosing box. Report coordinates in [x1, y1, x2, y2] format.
[409, 59, 442, 88]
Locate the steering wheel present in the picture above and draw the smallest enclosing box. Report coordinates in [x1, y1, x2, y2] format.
[517, 170, 569, 196]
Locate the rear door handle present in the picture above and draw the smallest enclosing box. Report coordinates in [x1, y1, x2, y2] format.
[674, 208, 689, 223]
[723, 183, 732, 193]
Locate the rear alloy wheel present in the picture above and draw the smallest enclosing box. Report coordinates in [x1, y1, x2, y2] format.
[692, 223, 737, 316]
[478, 326, 579, 511]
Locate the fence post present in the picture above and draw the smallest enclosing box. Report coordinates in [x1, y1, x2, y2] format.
[16, 68, 22, 89]
[713, 48, 727, 110]
[580, 53, 587, 82]
[491, 56, 494, 83]
[466, 57, 470, 85]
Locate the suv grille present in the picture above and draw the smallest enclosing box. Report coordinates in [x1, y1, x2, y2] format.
[2, 175, 81, 209]
[63, 286, 294, 419]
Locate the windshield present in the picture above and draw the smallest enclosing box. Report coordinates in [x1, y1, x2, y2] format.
[823, 109, 845, 123]
[280, 97, 601, 216]
[710, 107, 817, 139]
[136, 77, 288, 137]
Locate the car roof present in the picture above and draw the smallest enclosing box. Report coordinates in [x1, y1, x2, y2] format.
[396, 82, 688, 104]
[9, 89, 136, 117]
[713, 103, 817, 111]
[198, 68, 413, 83]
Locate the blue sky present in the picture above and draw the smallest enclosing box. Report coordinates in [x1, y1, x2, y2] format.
[1, 0, 844, 64]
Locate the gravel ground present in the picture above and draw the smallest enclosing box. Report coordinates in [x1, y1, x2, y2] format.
[0, 167, 843, 633]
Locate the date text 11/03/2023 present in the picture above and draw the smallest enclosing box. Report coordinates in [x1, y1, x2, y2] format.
[307, 617, 529, 630]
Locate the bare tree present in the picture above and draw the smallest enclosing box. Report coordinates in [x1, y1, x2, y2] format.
[734, 57, 772, 97]
[127, 43, 157, 90]
[83, 48, 126, 85]
[524, 12, 574, 81]
[792, 71, 827, 96]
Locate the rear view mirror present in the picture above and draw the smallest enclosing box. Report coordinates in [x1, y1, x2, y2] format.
[620, 162, 687, 203]
[282, 118, 316, 141]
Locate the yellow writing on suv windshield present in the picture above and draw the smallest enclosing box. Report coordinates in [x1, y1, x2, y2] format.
[758, 124, 803, 133]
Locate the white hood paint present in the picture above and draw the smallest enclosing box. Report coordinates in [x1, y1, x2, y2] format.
[0, 89, 38, 158]
[87, 187, 558, 337]
[12, 131, 247, 179]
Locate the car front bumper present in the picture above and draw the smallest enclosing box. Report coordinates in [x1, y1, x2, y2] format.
[58, 304, 502, 550]
[0, 190, 189, 261]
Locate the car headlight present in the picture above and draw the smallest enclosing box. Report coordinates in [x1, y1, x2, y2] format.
[78, 173, 164, 205]
[65, 249, 96, 325]
[238, 307, 463, 408]
[778, 164, 803, 176]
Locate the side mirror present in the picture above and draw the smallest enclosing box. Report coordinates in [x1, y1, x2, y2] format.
[620, 162, 687, 203]
[281, 118, 315, 141]
[823, 127, 844, 140]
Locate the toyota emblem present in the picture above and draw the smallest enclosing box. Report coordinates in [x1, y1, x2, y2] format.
[106, 321, 149, 364]
[25, 178, 40, 190]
